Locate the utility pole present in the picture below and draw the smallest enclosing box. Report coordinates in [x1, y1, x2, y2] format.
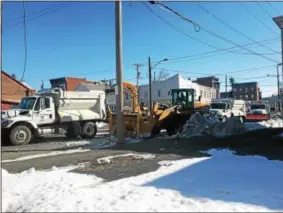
[0, 1, 2, 78]
[225, 74, 228, 93]
[148, 57, 152, 112]
[154, 71, 156, 82]
[115, 1, 124, 144]
[133, 64, 142, 104]
[277, 65, 280, 111]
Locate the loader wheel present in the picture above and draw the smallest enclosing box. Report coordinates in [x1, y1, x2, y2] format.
[10, 125, 32, 146]
[81, 122, 97, 139]
[151, 126, 161, 136]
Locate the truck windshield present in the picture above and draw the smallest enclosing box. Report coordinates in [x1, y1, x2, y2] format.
[251, 105, 265, 110]
[18, 97, 36, 110]
[211, 103, 226, 109]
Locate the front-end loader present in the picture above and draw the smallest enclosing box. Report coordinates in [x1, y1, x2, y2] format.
[107, 87, 210, 138]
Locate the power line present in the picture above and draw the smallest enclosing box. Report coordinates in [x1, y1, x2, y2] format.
[3, 0, 28, 96]
[141, 37, 280, 66]
[3, 3, 73, 30]
[196, 3, 280, 55]
[150, 2, 280, 64]
[6, 3, 69, 23]
[157, 64, 277, 77]
[237, 2, 279, 36]
[266, 2, 281, 16]
[142, 2, 272, 57]
[256, 2, 274, 19]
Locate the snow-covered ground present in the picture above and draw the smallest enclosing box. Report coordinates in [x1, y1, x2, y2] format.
[2, 149, 283, 212]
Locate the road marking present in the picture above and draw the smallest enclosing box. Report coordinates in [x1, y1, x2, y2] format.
[2, 148, 90, 163]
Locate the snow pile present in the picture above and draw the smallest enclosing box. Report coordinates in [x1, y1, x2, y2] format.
[181, 113, 216, 138]
[211, 117, 247, 138]
[3, 149, 283, 212]
[181, 113, 283, 138]
[244, 118, 283, 131]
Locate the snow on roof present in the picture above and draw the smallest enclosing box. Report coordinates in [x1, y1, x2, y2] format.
[20, 81, 33, 90]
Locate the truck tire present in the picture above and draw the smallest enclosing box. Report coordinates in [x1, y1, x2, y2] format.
[81, 122, 97, 139]
[10, 125, 32, 146]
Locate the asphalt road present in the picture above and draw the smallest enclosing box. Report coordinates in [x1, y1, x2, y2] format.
[2, 120, 283, 183]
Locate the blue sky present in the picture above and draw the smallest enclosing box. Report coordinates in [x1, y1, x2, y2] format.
[2, 1, 283, 97]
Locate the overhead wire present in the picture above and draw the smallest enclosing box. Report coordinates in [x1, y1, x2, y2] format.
[142, 2, 278, 58]
[266, 2, 281, 16]
[237, 2, 279, 36]
[6, 3, 69, 23]
[150, 1, 280, 64]
[256, 2, 274, 19]
[196, 3, 280, 55]
[3, 0, 28, 96]
[3, 3, 73, 30]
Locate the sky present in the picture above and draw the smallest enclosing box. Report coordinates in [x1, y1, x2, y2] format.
[2, 1, 283, 97]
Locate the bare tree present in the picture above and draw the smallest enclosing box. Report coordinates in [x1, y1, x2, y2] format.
[156, 69, 170, 81]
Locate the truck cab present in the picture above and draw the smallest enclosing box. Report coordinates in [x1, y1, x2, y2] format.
[209, 99, 246, 122]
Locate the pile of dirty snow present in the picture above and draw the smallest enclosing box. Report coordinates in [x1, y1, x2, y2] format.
[2, 149, 283, 212]
[180, 113, 283, 138]
[244, 118, 283, 131]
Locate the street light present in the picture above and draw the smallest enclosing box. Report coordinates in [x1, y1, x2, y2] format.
[273, 16, 283, 112]
[148, 57, 168, 112]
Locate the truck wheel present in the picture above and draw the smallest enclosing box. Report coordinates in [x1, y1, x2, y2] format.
[81, 122, 97, 139]
[10, 125, 32, 146]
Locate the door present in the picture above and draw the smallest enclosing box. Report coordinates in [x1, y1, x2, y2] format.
[33, 97, 56, 125]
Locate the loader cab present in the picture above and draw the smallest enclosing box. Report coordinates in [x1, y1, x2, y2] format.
[171, 89, 195, 109]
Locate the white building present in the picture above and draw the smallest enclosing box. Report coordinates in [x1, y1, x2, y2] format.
[138, 74, 217, 106]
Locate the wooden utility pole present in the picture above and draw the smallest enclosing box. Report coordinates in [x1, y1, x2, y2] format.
[225, 74, 228, 93]
[115, 1, 124, 143]
[0, 1, 2, 79]
[148, 57, 152, 112]
[133, 64, 142, 104]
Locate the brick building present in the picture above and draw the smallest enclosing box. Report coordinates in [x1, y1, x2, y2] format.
[232, 82, 261, 101]
[49, 77, 101, 91]
[1, 70, 35, 110]
[194, 76, 220, 98]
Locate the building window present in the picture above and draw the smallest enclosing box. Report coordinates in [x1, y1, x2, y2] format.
[245, 94, 248, 100]
[245, 88, 248, 93]
[158, 90, 161, 97]
[239, 95, 243, 100]
[251, 87, 254, 91]
[145, 91, 148, 98]
[234, 88, 237, 92]
[251, 94, 254, 99]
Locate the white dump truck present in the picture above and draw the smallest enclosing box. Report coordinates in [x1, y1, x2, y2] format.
[209, 98, 246, 122]
[2, 88, 106, 145]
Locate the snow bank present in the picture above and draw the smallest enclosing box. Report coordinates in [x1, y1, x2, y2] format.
[180, 113, 283, 138]
[3, 150, 283, 212]
[244, 118, 283, 131]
